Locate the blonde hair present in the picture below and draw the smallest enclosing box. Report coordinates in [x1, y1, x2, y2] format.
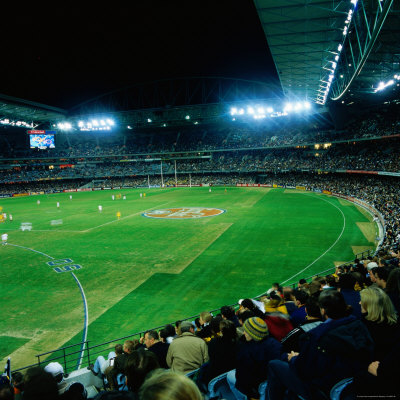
[200, 311, 212, 324]
[139, 370, 203, 400]
[360, 286, 397, 325]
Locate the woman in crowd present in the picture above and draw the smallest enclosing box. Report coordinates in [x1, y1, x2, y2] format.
[359, 285, 399, 360]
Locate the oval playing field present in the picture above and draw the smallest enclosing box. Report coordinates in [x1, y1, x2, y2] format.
[0, 187, 378, 368]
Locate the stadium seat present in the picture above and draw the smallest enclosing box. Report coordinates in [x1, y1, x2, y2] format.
[329, 377, 353, 400]
[206, 370, 236, 400]
[185, 368, 200, 380]
[258, 380, 268, 400]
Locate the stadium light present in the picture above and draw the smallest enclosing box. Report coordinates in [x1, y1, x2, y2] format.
[230, 107, 238, 115]
[185, 115, 190, 120]
[284, 103, 293, 112]
[374, 79, 395, 93]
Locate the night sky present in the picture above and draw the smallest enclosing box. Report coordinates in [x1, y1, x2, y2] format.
[1, 1, 279, 110]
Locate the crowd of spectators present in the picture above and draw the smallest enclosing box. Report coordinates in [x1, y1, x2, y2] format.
[1, 134, 400, 186]
[1, 104, 399, 161]
[4, 252, 400, 399]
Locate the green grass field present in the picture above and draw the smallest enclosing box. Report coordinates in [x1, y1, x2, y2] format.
[0, 187, 377, 369]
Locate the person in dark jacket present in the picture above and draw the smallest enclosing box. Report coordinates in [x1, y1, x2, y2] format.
[143, 330, 169, 369]
[199, 319, 238, 387]
[267, 290, 374, 400]
[228, 317, 285, 399]
[337, 273, 362, 318]
[359, 286, 399, 361]
[386, 268, 400, 314]
[289, 289, 309, 327]
[281, 295, 323, 353]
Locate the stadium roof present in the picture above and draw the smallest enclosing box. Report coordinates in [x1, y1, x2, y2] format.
[254, 0, 400, 105]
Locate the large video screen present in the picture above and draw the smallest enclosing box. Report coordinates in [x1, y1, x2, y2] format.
[29, 134, 55, 149]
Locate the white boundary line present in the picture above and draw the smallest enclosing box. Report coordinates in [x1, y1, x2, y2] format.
[71, 272, 89, 370]
[279, 194, 346, 286]
[4, 242, 88, 370]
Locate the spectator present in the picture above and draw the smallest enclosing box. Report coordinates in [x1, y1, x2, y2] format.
[220, 305, 240, 327]
[166, 320, 209, 374]
[228, 317, 284, 399]
[236, 310, 254, 340]
[359, 286, 399, 360]
[0, 375, 13, 400]
[198, 319, 238, 387]
[138, 369, 203, 400]
[289, 289, 309, 327]
[44, 362, 80, 397]
[142, 330, 169, 369]
[337, 273, 362, 318]
[22, 367, 59, 400]
[195, 311, 213, 339]
[375, 267, 391, 290]
[105, 340, 139, 391]
[263, 291, 288, 314]
[386, 268, 400, 314]
[267, 290, 374, 399]
[350, 342, 400, 397]
[124, 351, 159, 394]
[282, 287, 297, 314]
[238, 298, 265, 319]
[281, 295, 323, 353]
[158, 324, 176, 344]
[88, 344, 123, 377]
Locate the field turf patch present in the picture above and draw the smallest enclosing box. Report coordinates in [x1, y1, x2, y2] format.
[0, 336, 30, 360]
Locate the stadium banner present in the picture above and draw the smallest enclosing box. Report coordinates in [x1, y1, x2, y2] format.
[286, 185, 296, 189]
[30, 191, 45, 195]
[102, 187, 112, 190]
[77, 188, 92, 192]
[63, 189, 77, 193]
[323, 190, 332, 195]
[314, 189, 323, 193]
[0, 194, 12, 198]
[93, 188, 102, 191]
[112, 186, 121, 189]
[296, 186, 306, 190]
[12, 193, 30, 197]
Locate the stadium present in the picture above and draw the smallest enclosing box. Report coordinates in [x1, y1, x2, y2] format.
[1, 1, 400, 399]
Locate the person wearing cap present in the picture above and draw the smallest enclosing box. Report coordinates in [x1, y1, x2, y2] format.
[44, 361, 70, 395]
[227, 316, 284, 400]
[44, 361, 86, 398]
[166, 320, 209, 374]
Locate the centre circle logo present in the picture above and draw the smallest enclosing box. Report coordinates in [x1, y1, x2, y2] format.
[143, 207, 226, 219]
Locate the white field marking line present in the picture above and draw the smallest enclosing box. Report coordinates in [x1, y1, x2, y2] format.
[254, 194, 346, 296]
[81, 201, 172, 232]
[5, 243, 55, 259]
[4, 242, 89, 370]
[71, 272, 89, 370]
[279, 195, 346, 286]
